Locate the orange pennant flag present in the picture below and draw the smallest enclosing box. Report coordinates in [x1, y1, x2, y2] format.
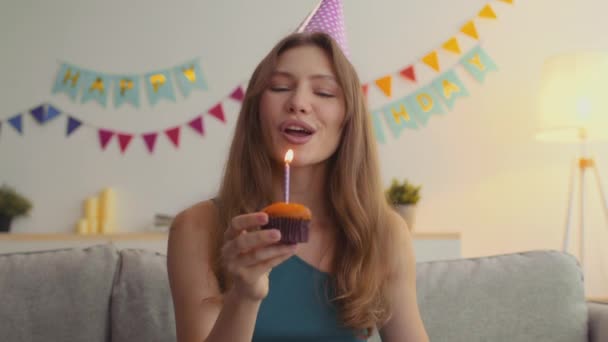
[499, 0, 514, 4]
[375, 76, 392, 97]
[422, 51, 440, 72]
[442, 37, 461, 54]
[479, 4, 497, 19]
[461, 20, 479, 40]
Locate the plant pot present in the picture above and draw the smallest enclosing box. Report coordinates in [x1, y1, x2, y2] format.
[0, 215, 13, 232]
[394, 204, 416, 231]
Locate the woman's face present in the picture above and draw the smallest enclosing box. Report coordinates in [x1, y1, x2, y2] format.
[259, 45, 346, 168]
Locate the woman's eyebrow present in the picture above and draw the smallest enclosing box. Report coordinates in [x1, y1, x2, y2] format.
[272, 70, 336, 82]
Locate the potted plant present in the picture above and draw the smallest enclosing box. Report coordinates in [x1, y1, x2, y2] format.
[0, 184, 32, 232]
[385, 178, 421, 231]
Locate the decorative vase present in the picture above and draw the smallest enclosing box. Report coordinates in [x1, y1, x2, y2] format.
[395, 204, 416, 231]
[0, 215, 13, 232]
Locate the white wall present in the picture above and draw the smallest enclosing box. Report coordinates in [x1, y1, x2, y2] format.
[1, 0, 608, 296]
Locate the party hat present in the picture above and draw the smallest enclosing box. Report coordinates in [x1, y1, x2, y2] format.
[296, 0, 350, 58]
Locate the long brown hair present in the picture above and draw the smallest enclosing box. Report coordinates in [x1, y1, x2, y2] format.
[212, 32, 398, 336]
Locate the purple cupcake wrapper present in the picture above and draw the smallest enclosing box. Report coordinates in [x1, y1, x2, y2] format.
[262, 217, 310, 243]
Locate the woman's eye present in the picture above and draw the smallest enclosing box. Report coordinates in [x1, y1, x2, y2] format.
[316, 92, 335, 98]
[270, 86, 290, 92]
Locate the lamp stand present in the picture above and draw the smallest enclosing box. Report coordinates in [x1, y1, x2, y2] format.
[562, 134, 608, 267]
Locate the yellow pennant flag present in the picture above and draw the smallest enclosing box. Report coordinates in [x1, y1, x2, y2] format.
[479, 4, 497, 19]
[442, 37, 461, 54]
[422, 51, 440, 72]
[499, 0, 514, 4]
[461, 20, 479, 40]
[375, 76, 392, 98]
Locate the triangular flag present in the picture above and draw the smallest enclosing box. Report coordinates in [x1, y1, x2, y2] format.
[98, 129, 114, 150]
[400, 66, 416, 82]
[117, 133, 133, 154]
[8, 114, 23, 134]
[461, 21, 479, 40]
[375, 76, 392, 98]
[208, 103, 225, 122]
[142, 133, 158, 153]
[478, 4, 497, 19]
[499, 0, 514, 3]
[442, 37, 462, 54]
[46, 105, 61, 122]
[230, 86, 244, 102]
[296, 0, 350, 58]
[422, 51, 440, 72]
[66, 117, 82, 136]
[188, 116, 205, 136]
[30, 105, 46, 124]
[362, 84, 369, 96]
[165, 127, 180, 148]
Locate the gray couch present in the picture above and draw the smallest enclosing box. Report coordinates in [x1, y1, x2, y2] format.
[0, 244, 606, 342]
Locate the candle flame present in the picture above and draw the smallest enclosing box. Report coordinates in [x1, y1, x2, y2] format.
[284, 149, 294, 163]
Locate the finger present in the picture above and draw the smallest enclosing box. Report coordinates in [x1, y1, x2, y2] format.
[225, 212, 268, 239]
[249, 250, 297, 277]
[240, 243, 297, 267]
[222, 229, 281, 259]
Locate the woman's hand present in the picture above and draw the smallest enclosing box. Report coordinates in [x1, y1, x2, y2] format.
[221, 212, 297, 301]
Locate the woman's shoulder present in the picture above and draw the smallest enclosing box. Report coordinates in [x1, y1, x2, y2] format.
[170, 199, 221, 237]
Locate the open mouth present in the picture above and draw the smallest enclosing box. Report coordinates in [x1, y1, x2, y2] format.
[283, 125, 314, 137]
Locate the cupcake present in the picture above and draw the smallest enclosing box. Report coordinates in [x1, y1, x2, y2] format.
[261, 202, 311, 244]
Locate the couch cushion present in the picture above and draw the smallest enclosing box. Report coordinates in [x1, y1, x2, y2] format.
[416, 250, 588, 342]
[111, 248, 176, 342]
[0, 244, 119, 342]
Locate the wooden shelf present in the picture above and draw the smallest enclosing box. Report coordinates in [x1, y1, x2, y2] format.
[0, 231, 459, 241]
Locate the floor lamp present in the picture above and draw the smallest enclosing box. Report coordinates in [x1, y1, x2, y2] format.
[536, 52, 608, 268]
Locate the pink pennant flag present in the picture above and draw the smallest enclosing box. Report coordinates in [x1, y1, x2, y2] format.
[165, 127, 181, 148]
[188, 116, 205, 136]
[296, 0, 350, 58]
[208, 103, 225, 122]
[142, 132, 158, 154]
[117, 133, 133, 154]
[98, 129, 114, 150]
[230, 86, 244, 102]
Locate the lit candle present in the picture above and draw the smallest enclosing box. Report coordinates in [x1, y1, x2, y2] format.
[284, 149, 294, 203]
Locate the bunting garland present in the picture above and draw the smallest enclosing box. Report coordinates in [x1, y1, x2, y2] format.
[0, 85, 245, 154]
[52, 58, 208, 108]
[365, 0, 512, 143]
[363, 0, 510, 100]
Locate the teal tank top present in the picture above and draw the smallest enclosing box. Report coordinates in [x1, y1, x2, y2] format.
[252, 254, 367, 341]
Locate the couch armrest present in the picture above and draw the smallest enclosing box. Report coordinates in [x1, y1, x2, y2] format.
[588, 301, 608, 342]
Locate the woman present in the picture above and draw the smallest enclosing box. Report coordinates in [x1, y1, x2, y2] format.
[167, 31, 429, 342]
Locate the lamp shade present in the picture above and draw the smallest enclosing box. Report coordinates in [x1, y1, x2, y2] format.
[537, 52, 608, 142]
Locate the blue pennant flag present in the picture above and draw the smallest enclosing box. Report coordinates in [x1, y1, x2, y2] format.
[174, 59, 208, 97]
[29, 104, 62, 124]
[405, 85, 445, 127]
[460, 45, 498, 83]
[52, 63, 83, 101]
[113, 75, 141, 108]
[371, 110, 386, 144]
[46, 105, 61, 121]
[8, 114, 23, 134]
[144, 69, 176, 106]
[381, 97, 419, 139]
[431, 69, 470, 110]
[81, 71, 111, 107]
[30, 105, 46, 124]
[66, 116, 82, 136]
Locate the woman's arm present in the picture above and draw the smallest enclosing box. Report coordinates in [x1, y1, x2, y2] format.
[379, 212, 430, 342]
[167, 200, 296, 342]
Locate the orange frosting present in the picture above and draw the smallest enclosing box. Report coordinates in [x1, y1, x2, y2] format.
[261, 202, 312, 220]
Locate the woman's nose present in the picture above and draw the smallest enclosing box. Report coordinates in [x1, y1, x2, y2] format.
[287, 88, 312, 114]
